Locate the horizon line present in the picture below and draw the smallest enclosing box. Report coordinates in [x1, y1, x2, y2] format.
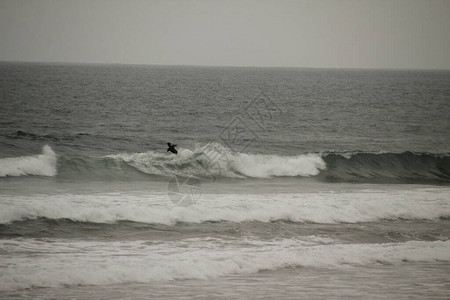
[1, 59, 449, 72]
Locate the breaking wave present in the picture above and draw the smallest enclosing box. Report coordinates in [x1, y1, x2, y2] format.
[1, 188, 449, 225]
[0, 145, 57, 177]
[1, 238, 449, 291]
[1, 143, 449, 183]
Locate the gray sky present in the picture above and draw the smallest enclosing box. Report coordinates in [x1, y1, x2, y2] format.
[1, 0, 449, 69]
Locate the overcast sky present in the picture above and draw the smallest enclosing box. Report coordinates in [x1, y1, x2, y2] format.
[1, 0, 449, 69]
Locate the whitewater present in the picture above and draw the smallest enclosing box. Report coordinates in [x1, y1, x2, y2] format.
[1, 145, 449, 298]
[1, 63, 449, 299]
[2, 144, 449, 183]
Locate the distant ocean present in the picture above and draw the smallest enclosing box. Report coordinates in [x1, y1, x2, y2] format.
[1, 62, 449, 299]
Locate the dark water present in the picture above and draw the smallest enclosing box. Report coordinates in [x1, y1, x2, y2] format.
[1, 62, 449, 157]
[1, 63, 449, 299]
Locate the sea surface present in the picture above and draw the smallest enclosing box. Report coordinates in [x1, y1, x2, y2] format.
[0, 62, 449, 299]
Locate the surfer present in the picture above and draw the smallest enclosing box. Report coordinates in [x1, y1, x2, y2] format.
[167, 142, 178, 154]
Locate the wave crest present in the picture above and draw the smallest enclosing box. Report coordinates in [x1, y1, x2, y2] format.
[1, 143, 450, 183]
[106, 142, 326, 179]
[0, 145, 57, 177]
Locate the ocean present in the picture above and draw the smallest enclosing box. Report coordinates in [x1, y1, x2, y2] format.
[0, 62, 449, 299]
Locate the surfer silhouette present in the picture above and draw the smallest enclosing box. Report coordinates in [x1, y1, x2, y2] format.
[167, 143, 178, 154]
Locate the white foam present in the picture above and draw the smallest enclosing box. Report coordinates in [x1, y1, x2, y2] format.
[106, 143, 326, 178]
[0, 145, 57, 177]
[1, 187, 449, 225]
[229, 153, 325, 178]
[0, 237, 449, 291]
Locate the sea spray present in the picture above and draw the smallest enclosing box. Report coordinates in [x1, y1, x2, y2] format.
[0, 145, 57, 177]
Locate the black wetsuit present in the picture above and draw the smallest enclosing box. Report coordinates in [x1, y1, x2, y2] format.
[167, 143, 178, 154]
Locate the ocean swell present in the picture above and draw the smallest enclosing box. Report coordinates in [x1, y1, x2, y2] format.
[321, 151, 450, 183]
[1, 144, 450, 183]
